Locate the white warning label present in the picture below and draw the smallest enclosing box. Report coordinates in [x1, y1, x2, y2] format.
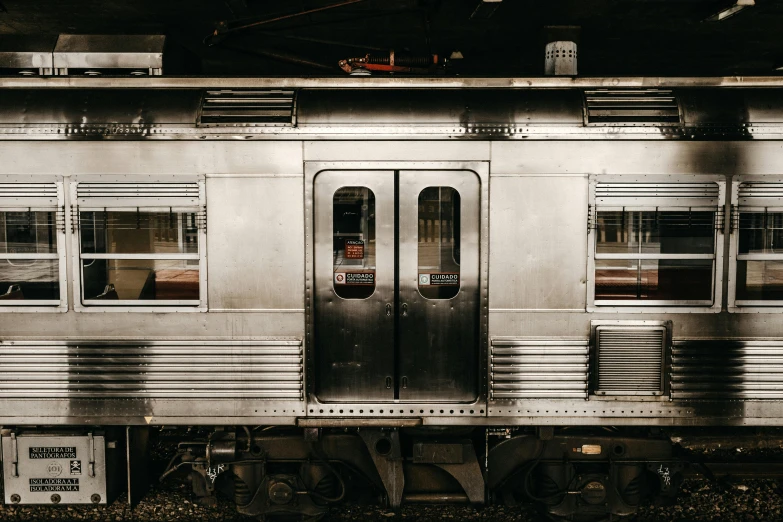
[29, 478, 79, 492]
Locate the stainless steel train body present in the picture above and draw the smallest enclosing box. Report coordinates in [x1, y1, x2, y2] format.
[0, 77, 781, 431]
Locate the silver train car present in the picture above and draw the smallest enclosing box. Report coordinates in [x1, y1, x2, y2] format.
[0, 76, 782, 520]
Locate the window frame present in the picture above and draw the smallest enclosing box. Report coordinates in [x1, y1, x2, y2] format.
[728, 176, 783, 313]
[70, 176, 207, 313]
[0, 177, 67, 312]
[587, 175, 725, 313]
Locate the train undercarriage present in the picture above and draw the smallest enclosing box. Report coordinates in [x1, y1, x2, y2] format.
[2, 425, 715, 522]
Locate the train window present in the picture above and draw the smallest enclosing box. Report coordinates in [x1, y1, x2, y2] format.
[418, 187, 460, 300]
[332, 187, 376, 299]
[79, 211, 200, 305]
[594, 210, 717, 303]
[0, 211, 60, 302]
[735, 211, 783, 302]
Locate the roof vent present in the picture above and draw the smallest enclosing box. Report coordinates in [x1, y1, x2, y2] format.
[198, 89, 297, 127]
[584, 89, 680, 124]
[0, 36, 56, 76]
[53, 35, 164, 76]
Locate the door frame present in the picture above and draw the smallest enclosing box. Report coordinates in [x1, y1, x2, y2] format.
[304, 161, 490, 417]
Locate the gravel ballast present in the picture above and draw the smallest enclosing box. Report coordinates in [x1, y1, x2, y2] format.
[1, 478, 783, 521]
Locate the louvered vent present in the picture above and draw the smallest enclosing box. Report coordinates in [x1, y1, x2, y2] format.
[585, 89, 680, 124]
[77, 182, 199, 200]
[596, 182, 720, 203]
[738, 182, 783, 204]
[0, 340, 304, 399]
[199, 89, 296, 126]
[672, 340, 783, 399]
[594, 326, 666, 395]
[0, 183, 58, 206]
[490, 339, 589, 399]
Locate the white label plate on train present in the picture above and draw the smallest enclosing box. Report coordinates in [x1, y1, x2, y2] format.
[29, 447, 77, 459]
[419, 273, 460, 286]
[29, 478, 79, 492]
[334, 272, 375, 285]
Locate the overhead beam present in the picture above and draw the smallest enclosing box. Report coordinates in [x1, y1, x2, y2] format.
[470, 0, 502, 20]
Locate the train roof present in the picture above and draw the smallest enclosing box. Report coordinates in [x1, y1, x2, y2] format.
[1, 76, 783, 139]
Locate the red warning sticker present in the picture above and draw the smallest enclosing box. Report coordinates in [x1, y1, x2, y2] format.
[344, 239, 365, 259]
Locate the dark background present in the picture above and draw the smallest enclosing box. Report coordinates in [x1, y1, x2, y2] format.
[0, 0, 782, 76]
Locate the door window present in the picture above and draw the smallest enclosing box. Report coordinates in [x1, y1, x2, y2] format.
[332, 187, 376, 299]
[417, 186, 461, 299]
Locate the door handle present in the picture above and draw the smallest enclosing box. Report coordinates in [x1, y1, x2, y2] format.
[386, 303, 392, 317]
[401, 303, 408, 317]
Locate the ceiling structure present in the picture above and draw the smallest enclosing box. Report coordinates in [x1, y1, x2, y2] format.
[0, 0, 782, 76]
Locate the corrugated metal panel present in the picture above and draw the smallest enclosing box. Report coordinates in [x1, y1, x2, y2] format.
[76, 182, 199, 201]
[738, 183, 783, 199]
[199, 89, 296, 127]
[595, 326, 665, 395]
[596, 182, 720, 205]
[490, 339, 589, 399]
[0, 183, 58, 207]
[585, 89, 680, 124]
[0, 340, 303, 399]
[672, 340, 783, 399]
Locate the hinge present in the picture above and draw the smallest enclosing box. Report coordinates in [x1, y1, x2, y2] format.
[88, 432, 95, 478]
[10, 432, 18, 477]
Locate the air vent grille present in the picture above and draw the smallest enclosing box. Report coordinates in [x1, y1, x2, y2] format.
[0, 183, 58, 206]
[585, 89, 680, 124]
[672, 340, 783, 399]
[199, 89, 296, 126]
[0, 340, 304, 399]
[595, 326, 666, 395]
[490, 339, 589, 399]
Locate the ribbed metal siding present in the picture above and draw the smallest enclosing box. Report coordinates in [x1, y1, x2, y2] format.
[595, 326, 666, 395]
[672, 341, 783, 399]
[585, 89, 680, 124]
[0, 183, 57, 199]
[199, 89, 296, 126]
[0, 340, 303, 399]
[491, 339, 589, 399]
[738, 183, 783, 199]
[76, 182, 200, 201]
[596, 182, 720, 203]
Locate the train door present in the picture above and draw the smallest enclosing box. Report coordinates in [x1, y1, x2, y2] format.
[313, 170, 480, 403]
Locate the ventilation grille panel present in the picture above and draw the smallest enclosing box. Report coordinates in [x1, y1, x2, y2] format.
[491, 339, 589, 400]
[595, 326, 666, 395]
[76, 182, 201, 209]
[199, 89, 296, 127]
[0, 183, 58, 207]
[596, 182, 719, 203]
[0, 340, 303, 399]
[672, 340, 783, 400]
[585, 89, 680, 124]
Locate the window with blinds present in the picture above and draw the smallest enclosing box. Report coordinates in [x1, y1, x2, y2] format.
[732, 182, 783, 307]
[73, 180, 206, 308]
[590, 181, 723, 307]
[0, 182, 65, 307]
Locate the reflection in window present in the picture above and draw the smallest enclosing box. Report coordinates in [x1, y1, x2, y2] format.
[594, 210, 717, 303]
[79, 211, 199, 304]
[332, 187, 375, 299]
[0, 211, 59, 302]
[736, 211, 783, 302]
[418, 187, 460, 300]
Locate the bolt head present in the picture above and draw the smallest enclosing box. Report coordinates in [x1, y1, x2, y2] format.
[10, 494, 21, 504]
[91, 493, 101, 504]
[50, 494, 61, 504]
